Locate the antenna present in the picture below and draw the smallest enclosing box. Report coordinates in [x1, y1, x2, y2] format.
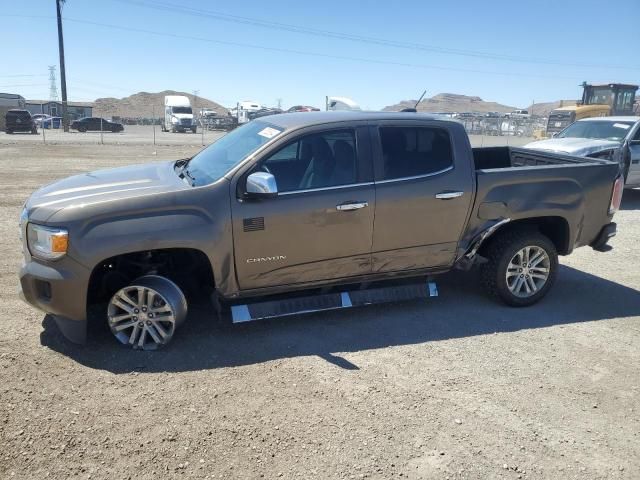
[48, 65, 59, 101]
[414, 89, 427, 109]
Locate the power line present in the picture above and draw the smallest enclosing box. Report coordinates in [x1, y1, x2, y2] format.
[54, 17, 595, 81]
[0, 74, 48, 78]
[113, 0, 640, 71]
[1, 13, 630, 83]
[0, 83, 49, 88]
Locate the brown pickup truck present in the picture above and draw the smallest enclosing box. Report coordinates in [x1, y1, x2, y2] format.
[19, 112, 622, 349]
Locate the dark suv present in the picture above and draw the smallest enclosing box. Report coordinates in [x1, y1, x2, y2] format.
[5, 110, 37, 134]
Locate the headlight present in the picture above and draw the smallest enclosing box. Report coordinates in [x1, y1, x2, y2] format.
[171, 117, 179, 123]
[27, 224, 68, 260]
[19, 207, 28, 241]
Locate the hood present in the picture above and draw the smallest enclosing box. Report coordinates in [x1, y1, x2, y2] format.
[524, 137, 620, 156]
[25, 161, 187, 223]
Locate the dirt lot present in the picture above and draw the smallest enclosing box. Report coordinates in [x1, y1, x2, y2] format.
[1, 131, 639, 480]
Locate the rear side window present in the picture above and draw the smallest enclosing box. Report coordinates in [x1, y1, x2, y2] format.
[379, 126, 453, 180]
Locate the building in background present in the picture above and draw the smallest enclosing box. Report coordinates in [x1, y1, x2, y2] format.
[25, 100, 93, 120]
[0, 93, 27, 130]
[0, 92, 26, 108]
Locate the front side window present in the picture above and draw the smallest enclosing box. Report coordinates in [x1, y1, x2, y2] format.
[261, 130, 357, 192]
[379, 127, 453, 180]
[615, 90, 634, 112]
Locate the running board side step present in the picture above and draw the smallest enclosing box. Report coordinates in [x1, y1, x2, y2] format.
[231, 280, 438, 323]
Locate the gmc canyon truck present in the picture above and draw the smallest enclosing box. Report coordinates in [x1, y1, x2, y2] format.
[19, 112, 622, 350]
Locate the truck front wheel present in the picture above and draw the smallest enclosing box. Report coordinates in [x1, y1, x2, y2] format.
[107, 275, 187, 350]
[481, 231, 558, 307]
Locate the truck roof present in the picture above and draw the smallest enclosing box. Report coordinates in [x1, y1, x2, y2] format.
[578, 116, 640, 122]
[263, 110, 456, 129]
[165, 95, 190, 105]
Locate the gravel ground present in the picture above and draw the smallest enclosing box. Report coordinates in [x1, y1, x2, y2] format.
[0, 131, 638, 480]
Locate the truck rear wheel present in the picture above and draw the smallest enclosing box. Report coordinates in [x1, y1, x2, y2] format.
[107, 275, 187, 350]
[480, 230, 558, 307]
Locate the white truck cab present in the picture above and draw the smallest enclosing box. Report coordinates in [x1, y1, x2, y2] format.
[163, 95, 196, 133]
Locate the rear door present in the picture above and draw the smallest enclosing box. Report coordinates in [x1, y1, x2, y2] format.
[231, 125, 376, 290]
[370, 121, 474, 273]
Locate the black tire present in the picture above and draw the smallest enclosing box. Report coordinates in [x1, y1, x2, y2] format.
[6, 130, 12, 134]
[78, 127, 87, 133]
[480, 230, 558, 307]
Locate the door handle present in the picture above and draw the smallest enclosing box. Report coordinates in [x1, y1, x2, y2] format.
[435, 191, 464, 200]
[336, 201, 369, 211]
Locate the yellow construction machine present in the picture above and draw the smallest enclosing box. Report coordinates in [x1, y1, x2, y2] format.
[546, 82, 638, 136]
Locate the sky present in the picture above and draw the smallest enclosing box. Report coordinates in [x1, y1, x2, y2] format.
[2, 0, 639, 110]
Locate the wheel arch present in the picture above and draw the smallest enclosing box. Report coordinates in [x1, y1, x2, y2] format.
[86, 247, 215, 308]
[479, 216, 571, 257]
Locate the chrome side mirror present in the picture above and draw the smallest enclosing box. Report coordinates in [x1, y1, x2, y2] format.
[246, 172, 278, 198]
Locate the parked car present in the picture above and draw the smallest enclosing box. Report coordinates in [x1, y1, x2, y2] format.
[287, 105, 320, 113]
[71, 117, 124, 133]
[19, 111, 621, 349]
[31, 114, 51, 126]
[5, 109, 37, 134]
[524, 117, 640, 188]
[249, 107, 283, 120]
[42, 116, 62, 129]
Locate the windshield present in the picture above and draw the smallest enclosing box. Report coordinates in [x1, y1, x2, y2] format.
[558, 120, 634, 142]
[181, 121, 284, 186]
[172, 106, 192, 114]
[585, 88, 614, 106]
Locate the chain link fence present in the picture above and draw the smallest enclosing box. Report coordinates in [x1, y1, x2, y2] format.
[2, 105, 549, 147]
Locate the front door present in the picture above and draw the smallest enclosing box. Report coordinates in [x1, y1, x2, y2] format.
[627, 125, 640, 186]
[232, 127, 375, 290]
[370, 122, 474, 273]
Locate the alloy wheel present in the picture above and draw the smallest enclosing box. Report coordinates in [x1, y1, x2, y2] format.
[505, 246, 550, 298]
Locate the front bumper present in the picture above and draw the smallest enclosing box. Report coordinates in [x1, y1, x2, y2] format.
[590, 222, 617, 252]
[19, 259, 91, 344]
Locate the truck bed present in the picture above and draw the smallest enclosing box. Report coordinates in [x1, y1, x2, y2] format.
[472, 146, 605, 170]
[464, 146, 620, 255]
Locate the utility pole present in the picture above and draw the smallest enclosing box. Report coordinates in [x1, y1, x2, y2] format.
[56, 0, 69, 132]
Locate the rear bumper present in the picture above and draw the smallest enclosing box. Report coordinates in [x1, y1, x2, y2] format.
[590, 222, 617, 252]
[19, 259, 90, 344]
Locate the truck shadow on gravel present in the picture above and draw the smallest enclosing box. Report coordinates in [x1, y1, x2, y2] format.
[40, 265, 640, 373]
